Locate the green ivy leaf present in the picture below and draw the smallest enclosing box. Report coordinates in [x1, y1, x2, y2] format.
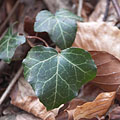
[0, 27, 26, 63]
[34, 9, 83, 49]
[23, 45, 96, 110]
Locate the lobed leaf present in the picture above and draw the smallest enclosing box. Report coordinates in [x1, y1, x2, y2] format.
[23, 45, 96, 110]
[0, 27, 26, 63]
[34, 9, 83, 49]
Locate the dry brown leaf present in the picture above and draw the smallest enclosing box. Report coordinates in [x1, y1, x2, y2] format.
[56, 98, 86, 120]
[73, 22, 120, 60]
[90, 51, 120, 98]
[89, 0, 120, 24]
[108, 106, 120, 120]
[73, 92, 116, 120]
[10, 77, 57, 120]
[43, 0, 75, 13]
[78, 82, 104, 101]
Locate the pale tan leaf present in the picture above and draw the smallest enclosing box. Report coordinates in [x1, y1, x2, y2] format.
[89, 0, 119, 24]
[73, 22, 120, 60]
[16, 113, 41, 120]
[73, 92, 116, 120]
[10, 77, 56, 120]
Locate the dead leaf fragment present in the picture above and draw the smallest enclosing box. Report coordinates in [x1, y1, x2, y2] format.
[10, 77, 56, 120]
[73, 92, 116, 120]
[90, 51, 120, 100]
[108, 106, 120, 120]
[16, 113, 41, 120]
[73, 22, 120, 60]
[89, 0, 119, 24]
[78, 82, 104, 101]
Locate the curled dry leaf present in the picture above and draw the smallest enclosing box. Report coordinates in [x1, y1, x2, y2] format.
[56, 98, 86, 120]
[10, 77, 57, 120]
[90, 51, 120, 99]
[73, 22, 120, 60]
[73, 92, 116, 120]
[89, 0, 119, 24]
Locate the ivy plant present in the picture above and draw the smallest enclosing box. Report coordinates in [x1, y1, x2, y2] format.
[0, 27, 26, 63]
[0, 9, 97, 110]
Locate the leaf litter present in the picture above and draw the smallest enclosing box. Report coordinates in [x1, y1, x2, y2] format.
[1, 0, 120, 120]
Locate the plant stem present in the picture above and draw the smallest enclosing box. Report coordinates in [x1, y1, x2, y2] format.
[77, 0, 83, 16]
[0, 66, 23, 105]
[103, 0, 110, 21]
[26, 38, 35, 48]
[26, 36, 49, 47]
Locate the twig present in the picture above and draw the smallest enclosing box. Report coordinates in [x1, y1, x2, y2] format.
[77, 0, 83, 16]
[0, 0, 20, 33]
[111, 0, 120, 21]
[103, 0, 110, 21]
[26, 36, 49, 47]
[26, 38, 35, 48]
[0, 66, 23, 105]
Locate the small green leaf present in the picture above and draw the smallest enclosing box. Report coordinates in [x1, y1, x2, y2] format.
[23, 45, 96, 110]
[0, 27, 26, 63]
[34, 9, 83, 49]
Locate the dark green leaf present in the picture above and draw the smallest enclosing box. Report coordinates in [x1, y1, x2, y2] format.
[0, 27, 26, 63]
[23, 45, 96, 110]
[34, 9, 83, 49]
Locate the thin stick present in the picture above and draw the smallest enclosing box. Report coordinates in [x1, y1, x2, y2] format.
[103, 0, 110, 21]
[77, 0, 83, 16]
[26, 38, 35, 48]
[0, 0, 20, 33]
[26, 36, 49, 47]
[111, 0, 120, 21]
[0, 66, 23, 105]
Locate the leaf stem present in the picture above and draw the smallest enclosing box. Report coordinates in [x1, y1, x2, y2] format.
[26, 36, 49, 47]
[0, 66, 23, 105]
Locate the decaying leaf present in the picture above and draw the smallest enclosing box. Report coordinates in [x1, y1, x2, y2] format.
[10, 77, 57, 120]
[89, 0, 106, 22]
[89, 0, 119, 24]
[78, 82, 104, 101]
[56, 98, 86, 120]
[16, 113, 41, 120]
[73, 92, 116, 120]
[108, 106, 120, 120]
[24, 16, 35, 36]
[81, 2, 94, 22]
[90, 51, 120, 99]
[43, 0, 75, 13]
[73, 22, 120, 60]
